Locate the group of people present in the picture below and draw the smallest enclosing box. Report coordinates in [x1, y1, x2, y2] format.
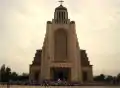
[42, 78, 67, 86]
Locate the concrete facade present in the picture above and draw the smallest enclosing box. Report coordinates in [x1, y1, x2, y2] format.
[29, 4, 93, 84]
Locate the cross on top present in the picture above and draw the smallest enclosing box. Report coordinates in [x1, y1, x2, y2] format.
[59, 0, 64, 5]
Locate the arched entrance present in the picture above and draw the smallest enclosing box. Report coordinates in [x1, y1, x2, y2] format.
[51, 67, 71, 81]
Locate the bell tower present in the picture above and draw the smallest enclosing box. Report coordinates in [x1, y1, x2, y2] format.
[29, 1, 93, 84]
[54, 5, 68, 24]
[40, 1, 83, 82]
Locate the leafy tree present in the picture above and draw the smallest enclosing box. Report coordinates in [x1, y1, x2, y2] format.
[5, 67, 11, 82]
[116, 73, 120, 83]
[105, 75, 113, 83]
[0, 64, 6, 82]
[10, 72, 18, 81]
[0, 64, 29, 83]
[18, 73, 29, 81]
[22, 73, 29, 76]
[94, 74, 105, 82]
[0, 64, 12, 82]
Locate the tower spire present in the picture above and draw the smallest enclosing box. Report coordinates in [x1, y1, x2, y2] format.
[59, 0, 64, 5]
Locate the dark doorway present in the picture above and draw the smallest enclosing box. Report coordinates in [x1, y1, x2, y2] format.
[51, 68, 70, 81]
[34, 71, 39, 83]
[82, 71, 88, 82]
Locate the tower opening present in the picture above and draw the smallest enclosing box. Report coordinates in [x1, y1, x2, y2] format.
[54, 4, 68, 24]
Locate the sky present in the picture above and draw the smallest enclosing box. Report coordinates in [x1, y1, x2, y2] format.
[0, 0, 120, 76]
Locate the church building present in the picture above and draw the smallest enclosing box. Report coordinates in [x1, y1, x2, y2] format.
[29, 1, 93, 83]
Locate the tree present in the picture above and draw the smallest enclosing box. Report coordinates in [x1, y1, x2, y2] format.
[10, 72, 18, 81]
[0, 64, 6, 82]
[22, 73, 29, 76]
[116, 73, 120, 83]
[17, 73, 29, 81]
[0, 64, 12, 82]
[5, 67, 11, 81]
[0, 64, 29, 83]
[94, 74, 105, 82]
[105, 75, 113, 83]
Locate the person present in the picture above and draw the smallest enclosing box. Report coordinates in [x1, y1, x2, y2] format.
[44, 80, 49, 86]
[58, 78, 61, 83]
[7, 82, 10, 88]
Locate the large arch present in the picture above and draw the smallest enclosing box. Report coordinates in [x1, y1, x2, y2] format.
[54, 29, 67, 62]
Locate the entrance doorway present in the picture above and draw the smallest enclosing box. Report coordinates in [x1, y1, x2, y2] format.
[34, 71, 39, 83]
[82, 71, 88, 82]
[51, 67, 71, 81]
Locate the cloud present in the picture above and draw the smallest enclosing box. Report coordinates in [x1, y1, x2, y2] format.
[0, 0, 120, 75]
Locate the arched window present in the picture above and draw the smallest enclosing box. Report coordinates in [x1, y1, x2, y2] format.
[54, 29, 67, 62]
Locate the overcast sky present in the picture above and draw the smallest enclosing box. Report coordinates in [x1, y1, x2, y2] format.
[0, 0, 120, 76]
